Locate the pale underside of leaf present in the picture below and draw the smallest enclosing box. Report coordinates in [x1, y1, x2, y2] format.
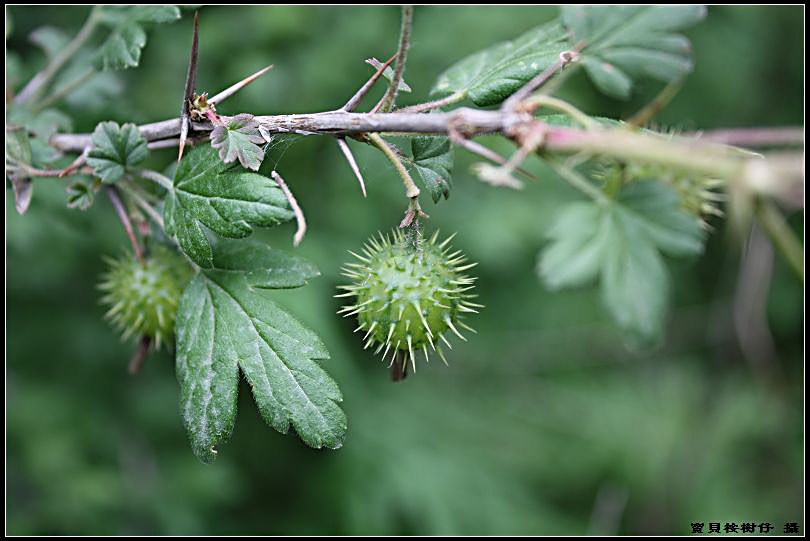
[538, 181, 704, 341]
[563, 5, 706, 99]
[94, 6, 181, 71]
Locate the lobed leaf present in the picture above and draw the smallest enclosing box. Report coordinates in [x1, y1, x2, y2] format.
[66, 178, 97, 211]
[7, 105, 73, 140]
[175, 241, 345, 463]
[538, 181, 704, 341]
[163, 146, 294, 268]
[431, 21, 569, 106]
[94, 6, 181, 71]
[29, 26, 70, 60]
[210, 114, 266, 171]
[407, 136, 454, 203]
[6, 127, 33, 166]
[86, 121, 148, 183]
[562, 5, 707, 99]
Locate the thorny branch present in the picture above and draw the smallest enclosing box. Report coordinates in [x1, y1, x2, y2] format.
[379, 5, 413, 113]
[20, 7, 804, 257]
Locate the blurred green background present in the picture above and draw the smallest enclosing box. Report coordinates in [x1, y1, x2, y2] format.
[6, 5, 804, 535]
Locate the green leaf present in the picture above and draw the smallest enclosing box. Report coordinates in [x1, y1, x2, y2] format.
[537, 180, 705, 341]
[163, 146, 294, 268]
[431, 21, 569, 106]
[562, 5, 707, 99]
[209, 114, 266, 171]
[7, 105, 73, 139]
[94, 6, 181, 70]
[29, 26, 70, 60]
[66, 178, 97, 211]
[366, 57, 411, 93]
[30, 138, 62, 167]
[86, 121, 148, 183]
[176, 241, 345, 463]
[6, 127, 32, 165]
[407, 136, 454, 203]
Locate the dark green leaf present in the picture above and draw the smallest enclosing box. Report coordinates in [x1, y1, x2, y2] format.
[431, 21, 569, 106]
[66, 178, 97, 211]
[210, 114, 266, 171]
[537, 180, 704, 341]
[86, 121, 148, 183]
[176, 241, 344, 463]
[163, 146, 294, 268]
[562, 5, 707, 99]
[210, 239, 320, 289]
[94, 6, 181, 70]
[407, 136, 454, 203]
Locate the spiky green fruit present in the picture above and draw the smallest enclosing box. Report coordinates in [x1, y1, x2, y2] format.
[338, 229, 481, 378]
[98, 246, 194, 349]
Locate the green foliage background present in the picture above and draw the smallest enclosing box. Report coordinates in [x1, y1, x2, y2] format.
[6, 5, 804, 535]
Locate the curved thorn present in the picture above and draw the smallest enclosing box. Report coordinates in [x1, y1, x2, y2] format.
[445, 317, 466, 341]
[336, 137, 367, 197]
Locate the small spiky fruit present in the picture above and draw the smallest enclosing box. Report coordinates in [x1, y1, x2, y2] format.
[338, 229, 482, 379]
[98, 246, 194, 349]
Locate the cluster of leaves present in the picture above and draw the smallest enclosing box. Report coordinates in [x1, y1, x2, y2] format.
[425, 5, 708, 343]
[84, 124, 347, 462]
[6, 5, 712, 461]
[6, 6, 182, 214]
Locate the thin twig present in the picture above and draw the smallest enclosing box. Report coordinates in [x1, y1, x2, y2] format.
[335, 137, 367, 196]
[128, 336, 152, 375]
[755, 199, 804, 281]
[502, 48, 581, 112]
[380, 5, 413, 112]
[106, 186, 144, 265]
[15, 6, 101, 105]
[523, 94, 596, 129]
[396, 91, 466, 113]
[58, 145, 91, 177]
[340, 52, 398, 112]
[35, 67, 96, 111]
[208, 64, 274, 105]
[9, 162, 92, 178]
[367, 133, 420, 198]
[137, 169, 174, 191]
[148, 134, 208, 150]
[271, 171, 307, 247]
[122, 181, 165, 230]
[626, 77, 684, 128]
[547, 160, 610, 203]
[179, 11, 200, 162]
[453, 137, 536, 181]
